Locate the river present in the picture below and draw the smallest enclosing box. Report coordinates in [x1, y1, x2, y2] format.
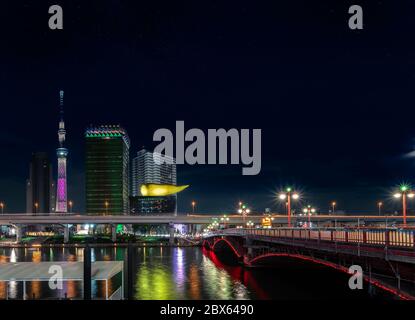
[0, 246, 393, 300]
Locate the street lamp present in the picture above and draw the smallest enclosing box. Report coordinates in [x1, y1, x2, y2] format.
[104, 201, 109, 215]
[238, 204, 250, 225]
[393, 184, 415, 227]
[278, 188, 299, 227]
[246, 220, 254, 228]
[69, 200, 73, 213]
[377, 202, 383, 216]
[34, 202, 39, 214]
[191, 201, 196, 213]
[331, 201, 336, 214]
[302, 205, 316, 228]
[0, 202, 4, 214]
[211, 220, 219, 230]
[220, 215, 230, 228]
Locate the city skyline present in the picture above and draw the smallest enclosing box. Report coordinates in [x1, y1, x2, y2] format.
[0, 103, 414, 215]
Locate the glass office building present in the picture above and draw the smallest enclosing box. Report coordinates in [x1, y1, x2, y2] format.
[131, 148, 177, 214]
[131, 148, 176, 196]
[85, 125, 130, 215]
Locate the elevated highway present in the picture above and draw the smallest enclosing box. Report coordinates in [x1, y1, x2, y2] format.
[0, 213, 413, 226]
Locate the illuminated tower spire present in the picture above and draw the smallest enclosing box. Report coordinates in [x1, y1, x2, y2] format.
[56, 90, 68, 213]
[58, 90, 65, 146]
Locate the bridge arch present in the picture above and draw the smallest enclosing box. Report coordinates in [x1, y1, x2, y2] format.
[203, 238, 243, 258]
[247, 252, 412, 300]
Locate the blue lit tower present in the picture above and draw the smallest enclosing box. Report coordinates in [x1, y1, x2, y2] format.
[56, 90, 68, 213]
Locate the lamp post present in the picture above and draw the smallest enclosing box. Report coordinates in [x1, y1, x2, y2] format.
[377, 202, 383, 216]
[69, 200, 73, 213]
[279, 188, 299, 227]
[331, 201, 336, 214]
[393, 184, 415, 227]
[302, 205, 316, 228]
[246, 221, 254, 228]
[191, 201, 196, 213]
[104, 201, 109, 215]
[238, 204, 250, 226]
[34, 202, 39, 214]
[211, 220, 219, 230]
[221, 215, 229, 229]
[0, 202, 4, 214]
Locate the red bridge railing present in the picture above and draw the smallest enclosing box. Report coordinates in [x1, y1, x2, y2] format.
[212, 227, 415, 248]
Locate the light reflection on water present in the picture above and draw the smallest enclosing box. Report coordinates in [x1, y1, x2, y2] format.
[0, 246, 384, 300]
[0, 246, 253, 300]
[133, 246, 252, 300]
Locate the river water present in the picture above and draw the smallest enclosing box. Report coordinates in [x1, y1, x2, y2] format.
[0, 246, 393, 300]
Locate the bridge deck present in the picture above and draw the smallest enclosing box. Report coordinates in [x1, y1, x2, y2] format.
[209, 227, 415, 264]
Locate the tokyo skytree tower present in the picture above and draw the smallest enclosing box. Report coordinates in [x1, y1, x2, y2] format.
[56, 90, 68, 213]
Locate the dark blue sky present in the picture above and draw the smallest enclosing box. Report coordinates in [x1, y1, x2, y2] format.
[1, 0, 415, 214]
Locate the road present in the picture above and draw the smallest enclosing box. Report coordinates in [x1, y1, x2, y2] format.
[0, 213, 413, 226]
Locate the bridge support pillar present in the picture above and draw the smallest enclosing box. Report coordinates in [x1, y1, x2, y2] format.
[169, 223, 175, 246]
[15, 225, 22, 243]
[83, 245, 91, 300]
[126, 244, 135, 300]
[245, 236, 253, 258]
[64, 225, 69, 244]
[111, 224, 117, 242]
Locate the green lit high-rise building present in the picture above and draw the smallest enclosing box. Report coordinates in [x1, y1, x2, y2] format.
[85, 125, 130, 215]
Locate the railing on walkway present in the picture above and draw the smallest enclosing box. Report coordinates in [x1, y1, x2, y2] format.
[209, 227, 415, 248]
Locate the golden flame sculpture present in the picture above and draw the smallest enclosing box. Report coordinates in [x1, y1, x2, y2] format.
[140, 183, 189, 196]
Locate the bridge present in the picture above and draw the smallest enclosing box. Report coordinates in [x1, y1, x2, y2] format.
[0, 213, 413, 225]
[203, 227, 415, 300]
[0, 213, 414, 244]
[0, 213, 261, 225]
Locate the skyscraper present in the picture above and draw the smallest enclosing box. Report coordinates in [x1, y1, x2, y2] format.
[130, 148, 177, 214]
[26, 152, 55, 214]
[131, 148, 177, 196]
[85, 125, 130, 214]
[55, 90, 68, 213]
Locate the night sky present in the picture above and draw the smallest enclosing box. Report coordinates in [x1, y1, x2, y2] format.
[1, 1, 415, 214]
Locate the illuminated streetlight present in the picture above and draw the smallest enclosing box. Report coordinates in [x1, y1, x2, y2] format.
[104, 201, 109, 215]
[246, 220, 254, 228]
[238, 203, 250, 225]
[211, 219, 219, 230]
[34, 202, 39, 214]
[69, 200, 73, 213]
[0, 202, 4, 214]
[220, 215, 230, 228]
[191, 201, 196, 213]
[377, 202, 383, 216]
[331, 201, 336, 214]
[278, 188, 300, 227]
[393, 184, 415, 227]
[303, 205, 316, 228]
